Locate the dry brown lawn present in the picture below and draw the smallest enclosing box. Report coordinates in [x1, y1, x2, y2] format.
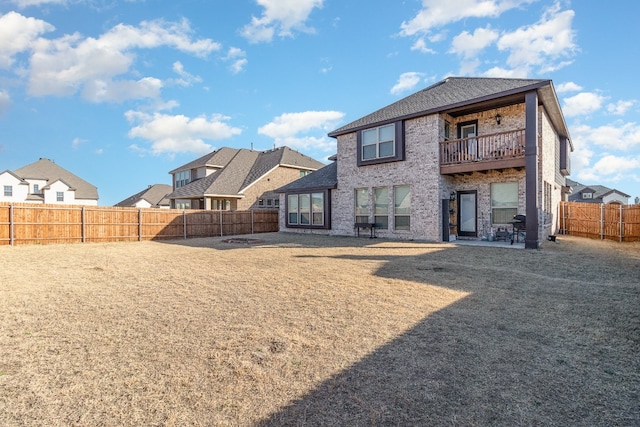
[0, 233, 638, 426]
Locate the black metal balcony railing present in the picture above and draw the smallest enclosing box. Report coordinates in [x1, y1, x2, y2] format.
[440, 128, 526, 165]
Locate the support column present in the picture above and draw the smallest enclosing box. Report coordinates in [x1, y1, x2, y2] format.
[525, 91, 539, 249]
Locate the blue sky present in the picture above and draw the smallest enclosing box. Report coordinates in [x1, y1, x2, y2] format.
[1, 0, 639, 205]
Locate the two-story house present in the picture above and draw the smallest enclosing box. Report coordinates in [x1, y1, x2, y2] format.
[0, 158, 99, 205]
[166, 146, 324, 210]
[566, 179, 630, 205]
[278, 77, 573, 249]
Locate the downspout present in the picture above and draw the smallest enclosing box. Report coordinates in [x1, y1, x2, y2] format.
[525, 91, 540, 249]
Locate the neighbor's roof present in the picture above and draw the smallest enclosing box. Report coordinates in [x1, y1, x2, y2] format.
[13, 158, 99, 200]
[566, 179, 630, 200]
[114, 184, 172, 207]
[168, 146, 324, 199]
[169, 146, 240, 174]
[329, 77, 570, 143]
[276, 161, 337, 193]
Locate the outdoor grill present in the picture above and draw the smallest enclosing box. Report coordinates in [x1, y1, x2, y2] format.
[510, 214, 526, 244]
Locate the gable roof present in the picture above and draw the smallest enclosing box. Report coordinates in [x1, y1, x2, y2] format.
[167, 146, 325, 200]
[13, 158, 99, 200]
[277, 161, 338, 193]
[169, 146, 240, 174]
[328, 77, 569, 143]
[114, 184, 173, 207]
[566, 179, 630, 200]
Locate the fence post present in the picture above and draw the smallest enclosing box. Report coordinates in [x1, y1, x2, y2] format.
[9, 204, 14, 246]
[251, 209, 254, 235]
[220, 210, 223, 237]
[600, 203, 604, 240]
[183, 210, 187, 239]
[138, 209, 143, 242]
[620, 204, 623, 242]
[81, 206, 86, 243]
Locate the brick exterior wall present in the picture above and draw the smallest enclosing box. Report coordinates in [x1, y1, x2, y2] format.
[326, 102, 565, 242]
[239, 166, 308, 211]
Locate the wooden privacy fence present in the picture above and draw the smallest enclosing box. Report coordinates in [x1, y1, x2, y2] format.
[0, 203, 279, 246]
[559, 201, 640, 242]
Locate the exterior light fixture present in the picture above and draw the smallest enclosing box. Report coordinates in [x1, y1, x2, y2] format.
[495, 114, 502, 125]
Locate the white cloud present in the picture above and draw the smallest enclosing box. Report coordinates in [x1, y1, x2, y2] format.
[258, 110, 344, 152]
[71, 137, 87, 149]
[241, 0, 324, 43]
[125, 111, 242, 155]
[410, 38, 436, 54]
[556, 81, 582, 93]
[607, 100, 635, 116]
[569, 121, 640, 189]
[224, 47, 248, 74]
[0, 90, 11, 115]
[562, 92, 605, 117]
[11, 0, 66, 7]
[497, 6, 577, 74]
[390, 72, 426, 95]
[399, 0, 533, 36]
[450, 26, 499, 59]
[171, 61, 202, 87]
[0, 11, 54, 69]
[26, 18, 219, 102]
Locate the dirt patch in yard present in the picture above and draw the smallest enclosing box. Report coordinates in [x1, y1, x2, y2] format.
[0, 234, 638, 426]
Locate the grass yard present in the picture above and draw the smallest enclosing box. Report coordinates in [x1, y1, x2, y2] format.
[0, 233, 638, 426]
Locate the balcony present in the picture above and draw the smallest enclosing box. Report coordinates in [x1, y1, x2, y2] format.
[440, 128, 526, 175]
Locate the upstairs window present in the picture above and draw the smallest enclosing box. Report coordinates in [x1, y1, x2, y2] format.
[362, 124, 395, 160]
[357, 122, 404, 166]
[175, 170, 191, 188]
[33, 184, 39, 193]
[582, 192, 593, 199]
[4, 185, 12, 197]
[56, 191, 64, 202]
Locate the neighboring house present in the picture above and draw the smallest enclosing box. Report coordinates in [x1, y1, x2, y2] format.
[166, 146, 324, 210]
[278, 77, 574, 249]
[114, 184, 172, 208]
[0, 158, 99, 205]
[566, 179, 630, 205]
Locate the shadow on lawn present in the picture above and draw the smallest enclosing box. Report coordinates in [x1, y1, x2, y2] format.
[258, 246, 640, 426]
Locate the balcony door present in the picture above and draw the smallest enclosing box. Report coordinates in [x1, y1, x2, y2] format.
[458, 120, 478, 158]
[457, 190, 477, 237]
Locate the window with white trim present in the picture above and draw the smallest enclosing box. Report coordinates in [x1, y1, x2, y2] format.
[287, 192, 325, 227]
[355, 188, 368, 223]
[394, 185, 411, 230]
[56, 191, 64, 202]
[3, 185, 12, 197]
[362, 124, 395, 161]
[374, 187, 388, 229]
[491, 182, 518, 224]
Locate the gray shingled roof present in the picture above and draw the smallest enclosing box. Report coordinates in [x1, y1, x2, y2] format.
[566, 179, 630, 201]
[277, 161, 337, 192]
[114, 184, 172, 207]
[14, 158, 99, 200]
[169, 147, 240, 174]
[167, 146, 324, 200]
[329, 77, 550, 137]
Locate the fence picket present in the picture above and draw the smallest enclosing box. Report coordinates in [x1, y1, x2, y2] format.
[560, 201, 640, 242]
[0, 202, 279, 246]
